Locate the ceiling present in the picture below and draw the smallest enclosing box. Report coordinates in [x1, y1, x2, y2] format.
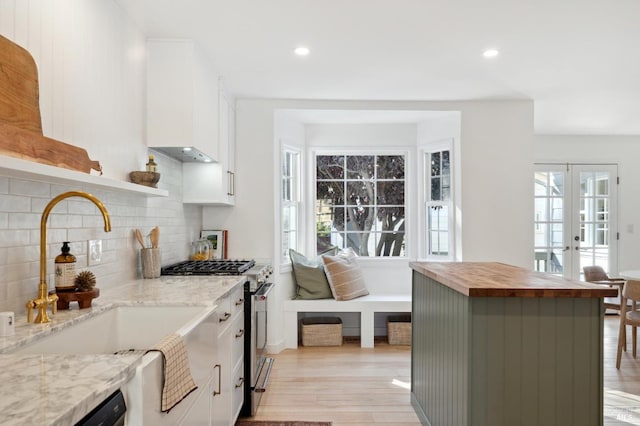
[115, 0, 640, 135]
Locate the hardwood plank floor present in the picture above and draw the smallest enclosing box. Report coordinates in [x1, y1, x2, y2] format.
[244, 342, 418, 425]
[604, 315, 640, 425]
[242, 316, 640, 425]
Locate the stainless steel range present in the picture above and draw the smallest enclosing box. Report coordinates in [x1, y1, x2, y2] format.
[161, 259, 274, 417]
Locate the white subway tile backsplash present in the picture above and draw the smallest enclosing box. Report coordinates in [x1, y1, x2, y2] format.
[0, 230, 32, 247]
[67, 199, 102, 215]
[0, 177, 9, 194]
[0, 195, 31, 212]
[8, 213, 40, 229]
[49, 214, 84, 229]
[0, 213, 8, 229]
[6, 246, 38, 264]
[9, 179, 51, 197]
[0, 161, 202, 314]
[5, 262, 31, 282]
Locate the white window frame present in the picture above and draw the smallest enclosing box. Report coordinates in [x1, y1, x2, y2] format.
[280, 145, 302, 267]
[421, 139, 455, 260]
[311, 149, 409, 258]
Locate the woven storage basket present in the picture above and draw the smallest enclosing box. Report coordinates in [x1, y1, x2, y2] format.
[301, 317, 343, 346]
[388, 314, 412, 345]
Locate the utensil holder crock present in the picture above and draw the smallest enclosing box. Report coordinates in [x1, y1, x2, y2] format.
[141, 248, 161, 278]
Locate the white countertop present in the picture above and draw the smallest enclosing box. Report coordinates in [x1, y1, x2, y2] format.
[0, 275, 245, 426]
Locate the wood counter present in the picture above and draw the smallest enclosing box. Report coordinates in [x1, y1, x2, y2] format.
[410, 261, 612, 426]
[410, 261, 618, 298]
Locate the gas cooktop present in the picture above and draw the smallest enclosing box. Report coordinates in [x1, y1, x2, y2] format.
[161, 259, 256, 276]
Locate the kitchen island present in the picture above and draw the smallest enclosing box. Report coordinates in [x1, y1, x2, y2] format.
[0, 275, 244, 426]
[410, 262, 617, 426]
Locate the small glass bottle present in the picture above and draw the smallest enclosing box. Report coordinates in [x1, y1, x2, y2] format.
[146, 155, 158, 172]
[54, 242, 76, 291]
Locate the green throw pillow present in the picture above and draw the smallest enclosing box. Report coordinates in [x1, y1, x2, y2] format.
[290, 248, 338, 299]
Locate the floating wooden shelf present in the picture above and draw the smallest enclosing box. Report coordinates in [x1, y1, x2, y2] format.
[0, 155, 168, 197]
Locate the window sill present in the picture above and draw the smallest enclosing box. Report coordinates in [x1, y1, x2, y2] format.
[0, 156, 169, 197]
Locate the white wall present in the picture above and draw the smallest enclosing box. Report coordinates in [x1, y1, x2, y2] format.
[0, 1, 201, 314]
[203, 99, 534, 353]
[0, 0, 148, 181]
[534, 135, 640, 272]
[459, 102, 534, 265]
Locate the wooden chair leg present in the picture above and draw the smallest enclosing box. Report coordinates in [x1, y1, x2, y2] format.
[617, 318, 626, 369]
[634, 326, 638, 358]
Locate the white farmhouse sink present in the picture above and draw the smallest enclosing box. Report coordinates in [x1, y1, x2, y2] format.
[11, 304, 219, 425]
[13, 305, 211, 355]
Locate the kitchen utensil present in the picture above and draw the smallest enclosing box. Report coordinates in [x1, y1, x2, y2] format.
[150, 226, 160, 248]
[134, 229, 146, 248]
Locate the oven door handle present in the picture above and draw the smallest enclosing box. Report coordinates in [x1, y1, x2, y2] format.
[254, 282, 274, 299]
[254, 357, 274, 393]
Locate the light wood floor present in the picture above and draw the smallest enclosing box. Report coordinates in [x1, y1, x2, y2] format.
[604, 315, 640, 425]
[241, 316, 640, 425]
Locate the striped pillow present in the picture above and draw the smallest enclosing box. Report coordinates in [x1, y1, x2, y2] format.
[321, 248, 369, 301]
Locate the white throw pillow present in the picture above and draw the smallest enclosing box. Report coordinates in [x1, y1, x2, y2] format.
[321, 248, 369, 301]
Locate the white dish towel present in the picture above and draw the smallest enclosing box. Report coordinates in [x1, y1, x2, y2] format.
[147, 333, 198, 412]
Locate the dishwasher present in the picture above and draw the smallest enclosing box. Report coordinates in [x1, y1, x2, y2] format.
[75, 389, 126, 426]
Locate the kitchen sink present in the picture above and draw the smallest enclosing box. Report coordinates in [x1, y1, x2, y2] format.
[11, 304, 219, 425]
[12, 305, 212, 355]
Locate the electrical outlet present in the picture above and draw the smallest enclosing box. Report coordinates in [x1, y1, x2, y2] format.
[88, 239, 102, 265]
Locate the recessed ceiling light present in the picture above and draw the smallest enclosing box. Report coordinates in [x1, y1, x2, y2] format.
[483, 49, 499, 58]
[294, 46, 310, 56]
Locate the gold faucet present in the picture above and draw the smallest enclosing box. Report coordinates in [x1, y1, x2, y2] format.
[26, 191, 112, 323]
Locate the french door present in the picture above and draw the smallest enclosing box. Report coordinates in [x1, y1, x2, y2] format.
[534, 164, 618, 281]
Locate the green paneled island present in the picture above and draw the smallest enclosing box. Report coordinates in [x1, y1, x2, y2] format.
[410, 262, 617, 426]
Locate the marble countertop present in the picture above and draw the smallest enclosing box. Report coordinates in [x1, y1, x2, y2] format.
[410, 261, 619, 298]
[0, 275, 245, 426]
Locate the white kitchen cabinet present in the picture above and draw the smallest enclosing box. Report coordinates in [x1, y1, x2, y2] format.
[211, 286, 245, 426]
[180, 381, 211, 425]
[182, 88, 236, 206]
[147, 39, 219, 161]
[231, 355, 245, 421]
[178, 285, 244, 426]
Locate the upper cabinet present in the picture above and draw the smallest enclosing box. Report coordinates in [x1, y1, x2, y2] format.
[182, 88, 236, 206]
[146, 39, 219, 162]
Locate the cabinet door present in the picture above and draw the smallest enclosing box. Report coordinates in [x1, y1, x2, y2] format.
[212, 312, 233, 426]
[147, 39, 219, 160]
[180, 384, 211, 425]
[182, 88, 236, 206]
[219, 91, 236, 205]
[231, 356, 245, 423]
[210, 363, 228, 426]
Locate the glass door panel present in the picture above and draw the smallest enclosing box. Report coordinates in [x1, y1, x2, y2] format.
[534, 168, 567, 274]
[535, 164, 618, 280]
[573, 167, 617, 281]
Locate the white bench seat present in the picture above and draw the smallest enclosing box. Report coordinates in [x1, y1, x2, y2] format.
[283, 294, 411, 348]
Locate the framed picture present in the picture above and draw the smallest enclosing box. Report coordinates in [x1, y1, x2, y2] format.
[200, 230, 228, 259]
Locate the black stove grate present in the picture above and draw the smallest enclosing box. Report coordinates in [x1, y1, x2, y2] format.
[161, 259, 256, 276]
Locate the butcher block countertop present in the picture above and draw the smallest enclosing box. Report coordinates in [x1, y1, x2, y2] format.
[410, 261, 619, 298]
